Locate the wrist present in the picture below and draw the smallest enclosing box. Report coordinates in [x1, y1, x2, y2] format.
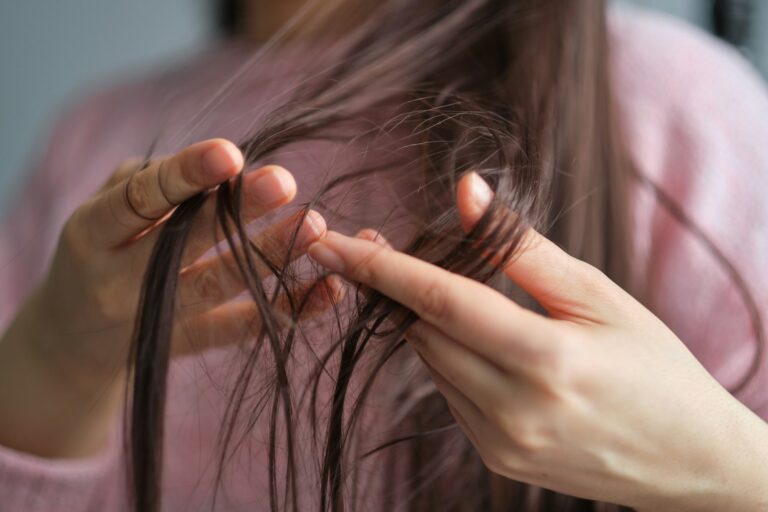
[0, 288, 124, 458]
[708, 404, 768, 511]
[650, 397, 768, 512]
[33, 282, 129, 395]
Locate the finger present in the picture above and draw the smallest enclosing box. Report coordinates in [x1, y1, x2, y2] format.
[407, 320, 514, 416]
[178, 210, 326, 311]
[180, 165, 298, 266]
[173, 275, 344, 356]
[456, 172, 628, 321]
[421, 359, 495, 452]
[435, 371, 527, 481]
[446, 402, 483, 452]
[354, 228, 392, 248]
[82, 139, 243, 248]
[351, 229, 393, 298]
[308, 231, 556, 370]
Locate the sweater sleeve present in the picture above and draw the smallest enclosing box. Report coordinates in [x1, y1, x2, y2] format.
[0, 440, 121, 512]
[0, 95, 127, 511]
[610, 8, 768, 419]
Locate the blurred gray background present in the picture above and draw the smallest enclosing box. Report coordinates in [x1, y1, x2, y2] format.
[0, 0, 215, 211]
[0, 0, 766, 211]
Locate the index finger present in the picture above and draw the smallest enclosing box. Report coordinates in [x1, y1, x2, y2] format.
[307, 231, 555, 367]
[79, 139, 243, 248]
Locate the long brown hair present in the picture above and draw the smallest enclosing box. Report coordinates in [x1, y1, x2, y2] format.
[126, 1, 760, 511]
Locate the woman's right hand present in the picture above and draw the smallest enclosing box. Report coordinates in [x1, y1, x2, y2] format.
[0, 139, 335, 458]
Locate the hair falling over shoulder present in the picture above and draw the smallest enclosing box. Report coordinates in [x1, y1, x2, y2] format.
[126, 1, 764, 511]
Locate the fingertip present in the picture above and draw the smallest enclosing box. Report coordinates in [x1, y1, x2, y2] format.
[355, 228, 391, 248]
[307, 231, 348, 274]
[201, 139, 244, 179]
[293, 209, 327, 252]
[247, 165, 297, 206]
[305, 210, 327, 238]
[457, 172, 494, 232]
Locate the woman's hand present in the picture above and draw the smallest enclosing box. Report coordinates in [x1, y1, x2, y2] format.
[308, 172, 768, 511]
[0, 139, 339, 458]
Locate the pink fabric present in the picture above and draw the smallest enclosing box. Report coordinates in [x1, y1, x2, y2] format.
[1, 6, 767, 511]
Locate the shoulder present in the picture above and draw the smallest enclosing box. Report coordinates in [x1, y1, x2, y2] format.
[607, 5, 768, 232]
[608, 5, 767, 112]
[607, 5, 768, 244]
[607, 6, 768, 181]
[607, 7, 768, 409]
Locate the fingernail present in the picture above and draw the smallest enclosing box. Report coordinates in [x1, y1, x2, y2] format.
[308, 239, 346, 273]
[250, 167, 293, 205]
[202, 143, 241, 178]
[304, 210, 326, 238]
[293, 210, 326, 251]
[468, 172, 493, 211]
[355, 229, 390, 248]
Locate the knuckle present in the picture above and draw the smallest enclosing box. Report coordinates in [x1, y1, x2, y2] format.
[537, 342, 569, 380]
[127, 173, 154, 214]
[513, 342, 582, 406]
[156, 157, 173, 179]
[496, 414, 551, 456]
[188, 266, 225, 305]
[530, 326, 577, 379]
[530, 333, 576, 389]
[158, 156, 185, 198]
[512, 421, 552, 454]
[413, 279, 450, 321]
[528, 331, 590, 403]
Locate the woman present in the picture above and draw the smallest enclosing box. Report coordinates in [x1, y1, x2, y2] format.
[0, 0, 767, 510]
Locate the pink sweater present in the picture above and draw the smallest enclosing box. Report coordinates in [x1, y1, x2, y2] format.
[1, 7, 767, 511]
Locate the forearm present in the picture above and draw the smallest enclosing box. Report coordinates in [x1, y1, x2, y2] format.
[0, 290, 123, 459]
[703, 404, 768, 512]
[639, 398, 768, 512]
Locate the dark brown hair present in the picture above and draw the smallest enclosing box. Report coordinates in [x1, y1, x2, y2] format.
[218, 0, 239, 35]
[128, 1, 763, 511]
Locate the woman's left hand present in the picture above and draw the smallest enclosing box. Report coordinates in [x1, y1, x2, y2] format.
[308, 172, 768, 511]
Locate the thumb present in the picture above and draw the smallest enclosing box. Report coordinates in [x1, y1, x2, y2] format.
[456, 172, 619, 321]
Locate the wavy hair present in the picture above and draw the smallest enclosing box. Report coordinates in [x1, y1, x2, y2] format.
[127, 1, 764, 511]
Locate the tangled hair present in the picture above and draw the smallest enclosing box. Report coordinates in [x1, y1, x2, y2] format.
[127, 0, 764, 511]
